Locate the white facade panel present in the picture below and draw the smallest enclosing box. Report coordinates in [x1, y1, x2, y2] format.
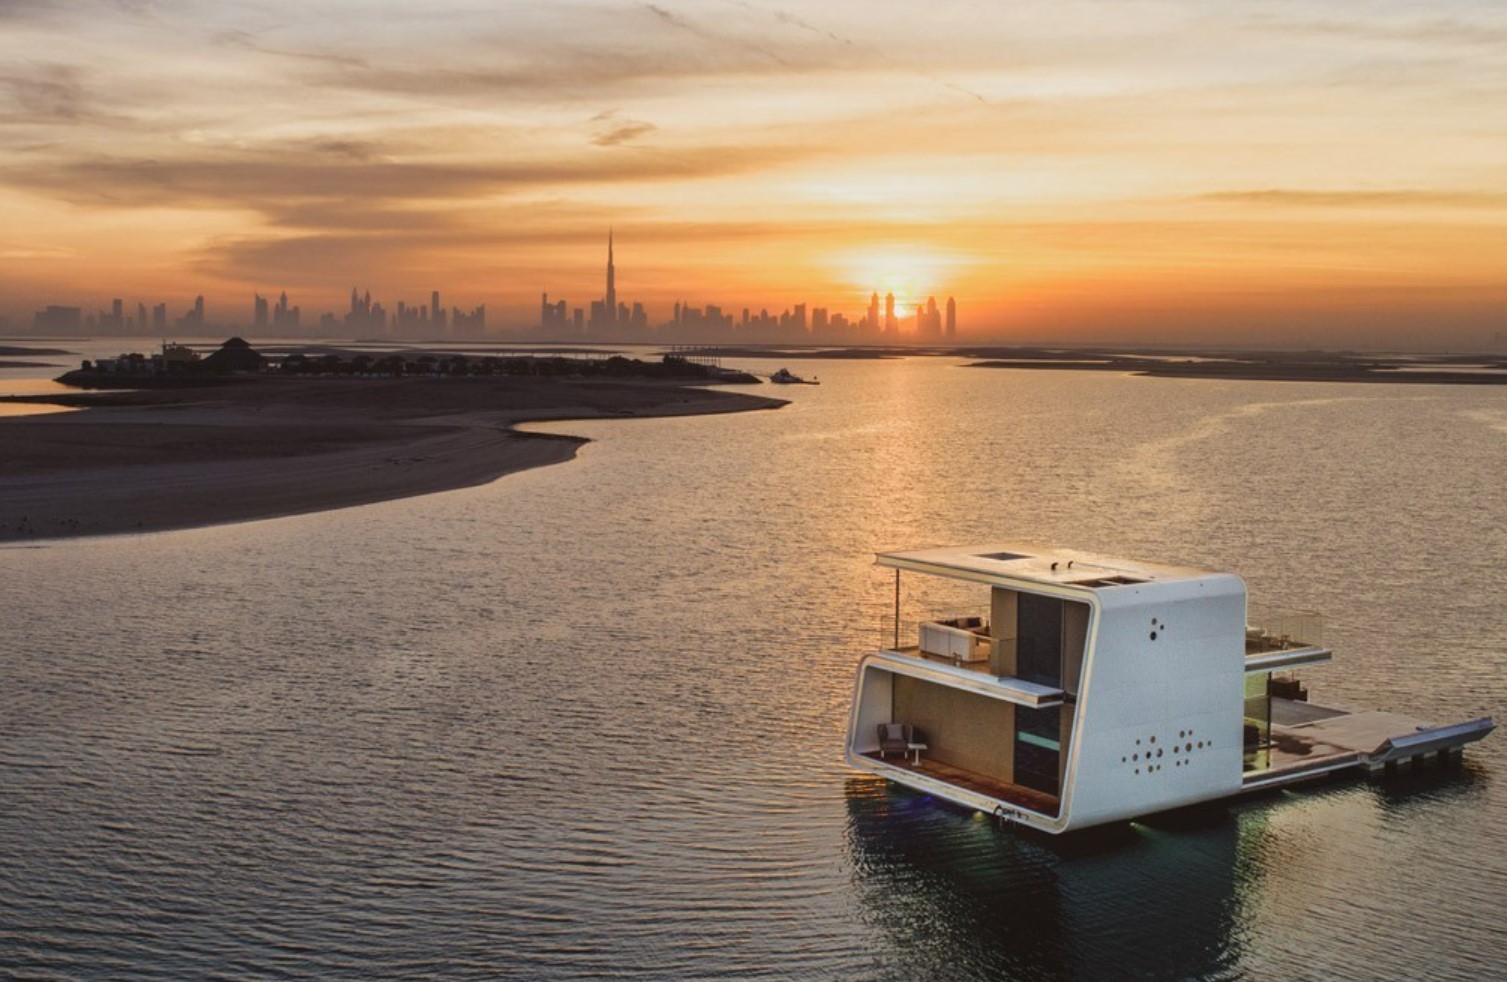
[1058, 578, 1246, 830]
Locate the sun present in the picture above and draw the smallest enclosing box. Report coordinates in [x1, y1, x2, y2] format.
[830, 244, 960, 317]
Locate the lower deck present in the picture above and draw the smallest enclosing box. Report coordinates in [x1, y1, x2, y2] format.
[860, 750, 1061, 816]
[1244, 697, 1495, 789]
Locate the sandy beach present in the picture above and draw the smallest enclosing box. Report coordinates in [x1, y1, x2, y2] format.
[0, 375, 784, 542]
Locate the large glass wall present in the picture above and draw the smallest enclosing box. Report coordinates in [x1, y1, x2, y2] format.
[1014, 705, 1062, 797]
[1243, 672, 1271, 773]
[1017, 593, 1064, 687]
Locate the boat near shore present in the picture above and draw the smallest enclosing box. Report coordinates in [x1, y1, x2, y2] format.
[847, 543, 1495, 833]
[769, 367, 818, 384]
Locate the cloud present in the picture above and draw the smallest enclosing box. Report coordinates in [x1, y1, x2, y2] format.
[300, 138, 384, 161]
[1244, 13, 1507, 49]
[764, 5, 853, 46]
[212, 28, 371, 70]
[194, 232, 437, 286]
[589, 111, 657, 147]
[0, 63, 100, 123]
[643, 2, 783, 61]
[0, 245, 76, 259]
[1199, 189, 1507, 209]
[0, 0, 61, 21]
[2, 140, 813, 212]
[189, 211, 960, 288]
[730, 0, 988, 103]
[308, 35, 834, 105]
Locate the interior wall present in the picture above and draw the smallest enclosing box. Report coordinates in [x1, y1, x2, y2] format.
[894, 676, 1015, 783]
[990, 587, 1018, 676]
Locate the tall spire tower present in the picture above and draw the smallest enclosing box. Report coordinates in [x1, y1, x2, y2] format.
[605, 227, 616, 324]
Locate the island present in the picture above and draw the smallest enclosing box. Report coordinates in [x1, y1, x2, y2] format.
[0, 342, 783, 542]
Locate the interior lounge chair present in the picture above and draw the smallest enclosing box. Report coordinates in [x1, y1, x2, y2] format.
[878, 722, 913, 758]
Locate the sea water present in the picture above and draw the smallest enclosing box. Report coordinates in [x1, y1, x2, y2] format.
[3, 358, 1505, 978]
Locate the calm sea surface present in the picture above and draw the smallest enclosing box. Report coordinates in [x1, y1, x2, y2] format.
[3, 357, 1506, 979]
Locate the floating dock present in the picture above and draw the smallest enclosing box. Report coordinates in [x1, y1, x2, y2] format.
[1243, 697, 1495, 791]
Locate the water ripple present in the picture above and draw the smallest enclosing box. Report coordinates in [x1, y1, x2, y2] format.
[3, 362, 1504, 978]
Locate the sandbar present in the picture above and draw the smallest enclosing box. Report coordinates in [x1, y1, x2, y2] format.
[961, 347, 1507, 384]
[0, 375, 784, 542]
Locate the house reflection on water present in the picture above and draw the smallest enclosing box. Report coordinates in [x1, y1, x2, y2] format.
[843, 758, 1489, 979]
[842, 775, 1250, 979]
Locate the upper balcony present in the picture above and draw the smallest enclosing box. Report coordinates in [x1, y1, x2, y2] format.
[883, 608, 992, 669]
[1244, 605, 1331, 672]
[878, 607, 1067, 708]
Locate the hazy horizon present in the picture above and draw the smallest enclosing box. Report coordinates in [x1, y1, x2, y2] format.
[3, 1, 1506, 347]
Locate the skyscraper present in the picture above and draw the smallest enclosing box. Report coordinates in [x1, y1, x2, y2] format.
[604, 228, 616, 325]
[946, 297, 957, 339]
[273, 291, 299, 329]
[884, 292, 897, 334]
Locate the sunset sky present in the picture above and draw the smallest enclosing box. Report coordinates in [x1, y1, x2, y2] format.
[2, 0, 1506, 344]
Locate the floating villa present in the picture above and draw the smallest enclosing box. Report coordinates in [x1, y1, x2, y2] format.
[846, 543, 1495, 834]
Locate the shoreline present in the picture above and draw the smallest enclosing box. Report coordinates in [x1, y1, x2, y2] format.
[0, 376, 785, 543]
[960, 347, 1507, 384]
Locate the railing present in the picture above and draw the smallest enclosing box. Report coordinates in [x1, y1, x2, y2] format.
[882, 606, 993, 664]
[1246, 604, 1324, 650]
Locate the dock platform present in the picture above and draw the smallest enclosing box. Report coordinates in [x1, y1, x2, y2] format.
[1244, 697, 1494, 791]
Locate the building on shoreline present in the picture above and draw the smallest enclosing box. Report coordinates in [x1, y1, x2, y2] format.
[23, 231, 957, 343]
[537, 231, 959, 344]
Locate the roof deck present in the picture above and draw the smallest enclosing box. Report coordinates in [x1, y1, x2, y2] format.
[877, 543, 1222, 590]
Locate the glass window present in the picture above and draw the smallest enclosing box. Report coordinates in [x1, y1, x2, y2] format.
[1015, 705, 1062, 796]
[1243, 672, 1271, 773]
[1017, 593, 1063, 687]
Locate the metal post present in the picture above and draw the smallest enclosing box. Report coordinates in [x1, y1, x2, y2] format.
[893, 569, 901, 650]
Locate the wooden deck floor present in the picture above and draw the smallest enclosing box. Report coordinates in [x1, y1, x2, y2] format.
[895, 644, 995, 675]
[862, 751, 1061, 816]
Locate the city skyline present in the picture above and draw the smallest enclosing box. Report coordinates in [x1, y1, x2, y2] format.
[2, 2, 1506, 348]
[24, 230, 964, 343]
